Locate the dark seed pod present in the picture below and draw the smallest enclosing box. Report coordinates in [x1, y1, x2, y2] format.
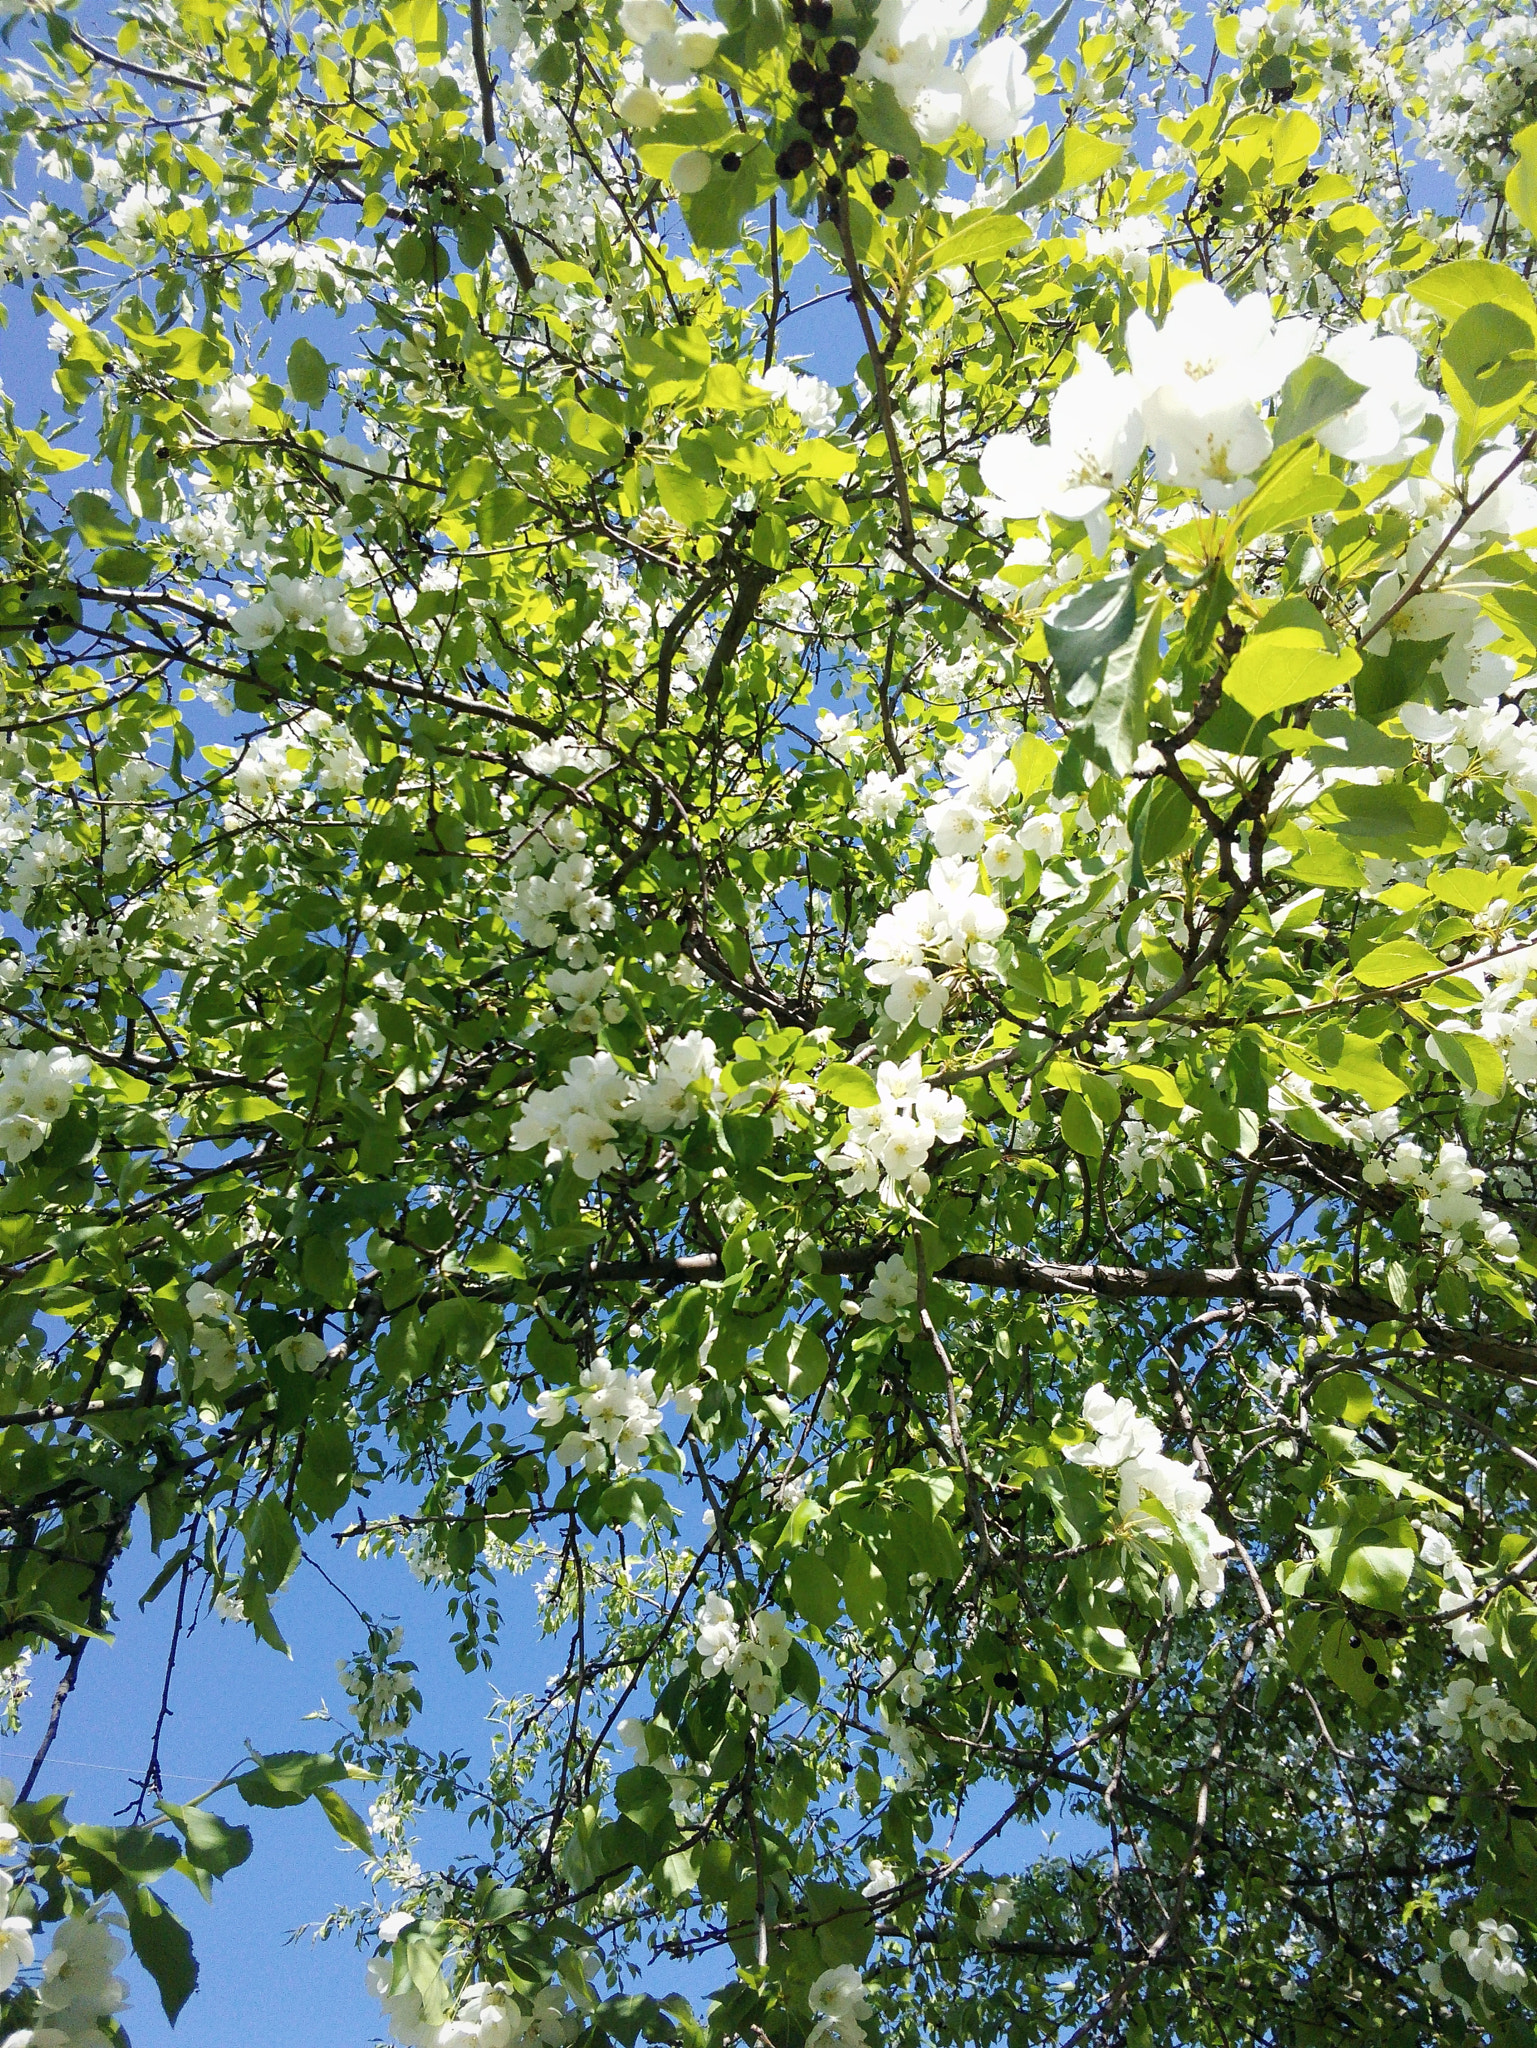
[811, 71, 845, 105]
[870, 178, 895, 208]
[789, 55, 816, 89]
[887, 153, 910, 180]
[831, 104, 859, 136]
[720, 150, 742, 171]
[829, 37, 860, 73]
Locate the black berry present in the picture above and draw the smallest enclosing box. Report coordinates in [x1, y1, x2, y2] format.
[811, 71, 845, 105]
[789, 55, 816, 89]
[776, 137, 815, 176]
[829, 37, 859, 73]
[870, 178, 894, 207]
[1361, 1654, 1377, 1674]
[796, 100, 822, 129]
[824, 174, 843, 196]
[1374, 1673, 1390, 1690]
[1348, 1634, 1361, 1648]
[720, 150, 742, 171]
[831, 104, 859, 136]
[807, 0, 832, 29]
[887, 153, 909, 180]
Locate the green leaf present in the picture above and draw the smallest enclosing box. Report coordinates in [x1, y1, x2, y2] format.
[1009, 129, 1124, 212]
[72, 1824, 182, 1881]
[1129, 774, 1194, 891]
[722, 1111, 773, 1166]
[1410, 257, 1537, 339]
[624, 327, 712, 406]
[1270, 108, 1321, 183]
[1048, 577, 1166, 773]
[1352, 938, 1443, 988]
[785, 1552, 841, 1630]
[816, 1062, 881, 1109]
[286, 336, 330, 408]
[314, 1784, 374, 1854]
[614, 1765, 674, 1833]
[160, 1803, 254, 1878]
[1441, 301, 1536, 426]
[1225, 624, 1360, 719]
[70, 490, 138, 547]
[1059, 1090, 1104, 1159]
[1233, 438, 1347, 543]
[233, 1748, 348, 1808]
[1272, 356, 1368, 446]
[477, 486, 526, 545]
[1507, 122, 1537, 237]
[125, 1884, 199, 2023]
[1430, 1028, 1505, 1097]
[1322, 782, 1457, 857]
[1020, 0, 1073, 59]
[1319, 1616, 1384, 1708]
[920, 209, 1029, 275]
[242, 1494, 301, 1595]
[1328, 1519, 1417, 1612]
[1314, 1370, 1374, 1426]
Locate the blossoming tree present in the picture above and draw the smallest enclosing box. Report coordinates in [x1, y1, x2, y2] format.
[1, 0, 1537, 2040]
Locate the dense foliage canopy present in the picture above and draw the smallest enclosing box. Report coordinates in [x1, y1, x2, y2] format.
[2, 0, 1537, 2041]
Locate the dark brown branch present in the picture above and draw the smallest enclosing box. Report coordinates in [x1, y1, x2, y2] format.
[503, 1248, 1537, 1377]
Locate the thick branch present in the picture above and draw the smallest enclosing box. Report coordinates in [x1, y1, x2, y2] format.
[517, 1249, 1537, 1377]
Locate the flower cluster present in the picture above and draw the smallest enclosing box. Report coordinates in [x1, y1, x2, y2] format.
[981, 283, 1432, 547]
[859, 1254, 918, 1323]
[1419, 1526, 1495, 1662]
[758, 364, 841, 437]
[0, 1046, 88, 1164]
[3, 1910, 132, 2046]
[860, 0, 1035, 146]
[0, 1868, 32, 1997]
[0, 200, 69, 281]
[824, 1055, 966, 1203]
[1428, 1674, 1536, 1753]
[614, 0, 725, 124]
[1402, 698, 1537, 804]
[1449, 1919, 1528, 1999]
[977, 1884, 1016, 1940]
[367, 1960, 582, 2048]
[806, 1964, 872, 2048]
[498, 818, 613, 963]
[510, 1034, 721, 1180]
[230, 572, 367, 657]
[694, 1595, 794, 1716]
[339, 1627, 420, 1741]
[875, 1647, 936, 1782]
[186, 1279, 246, 1393]
[1356, 1131, 1518, 1265]
[1417, 16, 1537, 195]
[532, 1354, 668, 1477]
[1066, 1384, 1234, 1609]
[862, 859, 1009, 1030]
